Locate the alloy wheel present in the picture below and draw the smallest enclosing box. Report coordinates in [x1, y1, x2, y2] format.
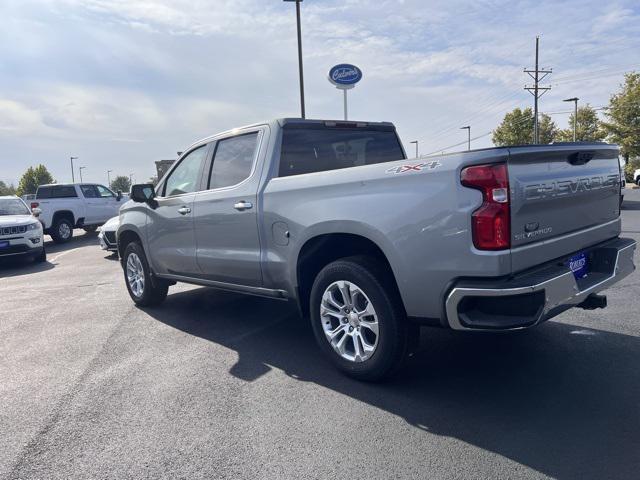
[126, 252, 145, 298]
[320, 280, 380, 362]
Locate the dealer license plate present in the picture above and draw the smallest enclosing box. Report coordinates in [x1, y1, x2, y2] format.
[567, 252, 588, 279]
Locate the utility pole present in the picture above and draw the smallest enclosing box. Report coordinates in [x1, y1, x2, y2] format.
[284, 0, 305, 118]
[460, 126, 471, 151]
[524, 36, 552, 143]
[70, 156, 78, 182]
[410, 140, 419, 158]
[107, 170, 113, 188]
[79, 166, 86, 183]
[563, 97, 579, 141]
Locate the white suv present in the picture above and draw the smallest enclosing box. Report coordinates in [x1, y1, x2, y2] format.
[0, 196, 46, 263]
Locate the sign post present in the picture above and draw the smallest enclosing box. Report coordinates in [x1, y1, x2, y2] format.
[328, 64, 362, 120]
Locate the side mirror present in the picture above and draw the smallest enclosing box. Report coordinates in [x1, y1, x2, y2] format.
[130, 184, 157, 207]
[32, 207, 42, 218]
[116, 191, 122, 201]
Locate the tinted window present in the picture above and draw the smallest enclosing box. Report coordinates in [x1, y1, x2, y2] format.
[163, 145, 207, 196]
[80, 185, 98, 198]
[208, 133, 259, 189]
[96, 185, 115, 198]
[279, 127, 404, 177]
[0, 198, 30, 215]
[36, 185, 78, 199]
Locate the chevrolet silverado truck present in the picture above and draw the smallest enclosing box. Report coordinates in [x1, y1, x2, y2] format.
[117, 118, 636, 381]
[32, 183, 125, 243]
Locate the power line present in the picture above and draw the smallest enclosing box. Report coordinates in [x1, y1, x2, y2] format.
[524, 36, 552, 143]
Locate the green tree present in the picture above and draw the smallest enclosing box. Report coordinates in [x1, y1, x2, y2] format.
[556, 105, 607, 142]
[492, 107, 557, 146]
[110, 175, 131, 193]
[0, 180, 17, 196]
[538, 113, 558, 145]
[16, 165, 55, 197]
[601, 72, 640, 160]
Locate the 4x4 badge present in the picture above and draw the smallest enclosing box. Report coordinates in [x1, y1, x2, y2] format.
[386, 161, 441, 174]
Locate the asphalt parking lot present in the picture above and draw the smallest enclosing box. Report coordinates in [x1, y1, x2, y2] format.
[1, 191, 640, 480]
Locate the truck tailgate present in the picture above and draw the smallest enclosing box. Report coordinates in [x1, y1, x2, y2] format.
[508, 144, 621, 272]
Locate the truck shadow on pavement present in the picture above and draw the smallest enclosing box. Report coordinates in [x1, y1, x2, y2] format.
[145, 287, 640, 480]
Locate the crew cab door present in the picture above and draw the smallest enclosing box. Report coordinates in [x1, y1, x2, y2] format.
[79, 185, 101, 224]
[146, 144, 210, 276]
[95, 184, 124, 221]
[193, 129, 264, 286]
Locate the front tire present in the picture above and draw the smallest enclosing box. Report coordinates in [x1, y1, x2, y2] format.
[51, 217, 73, 243]
[83, 225, 98, 233]
[36, 248, 47, 263]
[123, 242, 168, 307]
[309, 256, 413, 382]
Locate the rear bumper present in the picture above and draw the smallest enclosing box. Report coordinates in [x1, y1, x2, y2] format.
[445, 237, 636, 331]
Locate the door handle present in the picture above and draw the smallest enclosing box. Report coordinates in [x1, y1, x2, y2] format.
[234, 201, 253, 211]
[178, 206, 191, 215]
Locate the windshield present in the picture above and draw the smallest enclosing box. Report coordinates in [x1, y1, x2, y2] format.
[0, 198, 31, 216]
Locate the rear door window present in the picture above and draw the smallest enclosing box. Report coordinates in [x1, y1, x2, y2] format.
[279, 126, 404, 177]
[207, 132, 259, 189]
[36, 185, 78, 198]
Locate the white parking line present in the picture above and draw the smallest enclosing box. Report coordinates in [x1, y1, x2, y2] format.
[50, 247, 82, 263]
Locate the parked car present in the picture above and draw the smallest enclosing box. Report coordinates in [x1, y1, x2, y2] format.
[634, 167, 640, 186]
[31, 183, 125, 243]
[0, 195, 46, 263]
[98, 216, 119, 253]
[117, 118, 636, 381]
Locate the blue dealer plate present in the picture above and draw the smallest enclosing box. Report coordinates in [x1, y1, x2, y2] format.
[0, 241, 9, 249]
[567, 252, 588, 279]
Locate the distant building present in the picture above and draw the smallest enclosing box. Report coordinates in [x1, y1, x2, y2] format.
[155, 160, 175, 181]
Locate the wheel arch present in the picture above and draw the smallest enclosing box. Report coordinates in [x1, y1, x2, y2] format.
[52, 210, 75, 226]
[294, 230, 403, 318]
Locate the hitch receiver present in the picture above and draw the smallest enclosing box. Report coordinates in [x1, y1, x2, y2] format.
[577, 293, 607, 310]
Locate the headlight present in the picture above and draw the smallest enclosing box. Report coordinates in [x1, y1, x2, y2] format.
[26, 222, 42, 231]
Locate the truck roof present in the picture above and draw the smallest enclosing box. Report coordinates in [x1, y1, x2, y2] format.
[187, 118, 398, 154]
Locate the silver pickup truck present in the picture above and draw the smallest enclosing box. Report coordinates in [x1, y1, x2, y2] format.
[118, 118, 636, 380]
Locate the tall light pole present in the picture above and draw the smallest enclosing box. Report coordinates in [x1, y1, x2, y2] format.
[563, 97, 579, 142]
[461, 126, 471, 151]
[70, 156, 78, 182]
[79, 166, 86, 183]
[284, 0, 305, 118]
[107, 170, 113, 188]
[410, 141, 419, 158]
[129, 173, 134, 185]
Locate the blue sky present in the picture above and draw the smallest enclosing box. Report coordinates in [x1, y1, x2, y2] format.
[1, 0, 639, 186]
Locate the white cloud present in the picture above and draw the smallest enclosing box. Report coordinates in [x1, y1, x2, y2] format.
[0, 0, 639, 184]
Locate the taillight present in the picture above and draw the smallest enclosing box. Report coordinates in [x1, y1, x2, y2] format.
[31, 202, 39, 209]
[461, 163, 510, 250]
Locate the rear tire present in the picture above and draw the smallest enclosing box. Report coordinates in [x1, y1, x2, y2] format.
[309, 256, 413, 382]
[50, 217, 73, 244]
[123, 242, 168, 307]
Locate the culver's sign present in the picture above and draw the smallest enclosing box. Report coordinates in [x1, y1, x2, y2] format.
[328, 64, 363, 88]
